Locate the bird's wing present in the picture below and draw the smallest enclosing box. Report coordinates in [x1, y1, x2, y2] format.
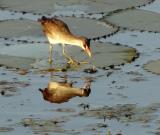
[40, 17, 73, 39]
[51, 18, 72, 35]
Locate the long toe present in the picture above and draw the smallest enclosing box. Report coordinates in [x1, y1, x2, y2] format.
[67, 58, 80, 66]
[79, 61, 89, 64]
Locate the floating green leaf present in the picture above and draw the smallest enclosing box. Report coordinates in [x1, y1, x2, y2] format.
[68, 42, 137, 68]
[0, 17, 115, 40]
[0, 54, 35, 69]
[0, 42, 137, 69]
[105, 9, 160, 32]
[144, 59, 160, 75]
[0, 0, 153, 14]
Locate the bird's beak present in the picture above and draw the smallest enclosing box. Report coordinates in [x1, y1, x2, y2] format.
[85, 46, 92, 57]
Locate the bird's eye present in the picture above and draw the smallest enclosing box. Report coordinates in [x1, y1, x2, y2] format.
[86, 39, 90, 47]
[83, 44, 87, 49]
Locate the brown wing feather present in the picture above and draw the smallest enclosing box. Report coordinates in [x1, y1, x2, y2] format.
[51, 18, 71, 34]
[40, 17, 72, 36]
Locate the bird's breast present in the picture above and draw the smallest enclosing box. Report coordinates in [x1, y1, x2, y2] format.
[47, 35, 61, 44]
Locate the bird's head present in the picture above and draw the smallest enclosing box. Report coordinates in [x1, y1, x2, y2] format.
[38, 16, 49, 25]
[80, 37, 91, 57]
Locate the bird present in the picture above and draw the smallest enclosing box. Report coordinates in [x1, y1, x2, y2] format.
[38, 16, 91, 65]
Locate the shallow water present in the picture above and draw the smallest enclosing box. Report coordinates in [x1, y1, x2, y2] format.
[142, 0, 160, 13]
[1, 0, 160, 135]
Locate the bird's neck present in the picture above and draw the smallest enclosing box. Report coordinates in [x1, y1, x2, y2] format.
[64, 35, 83, 47]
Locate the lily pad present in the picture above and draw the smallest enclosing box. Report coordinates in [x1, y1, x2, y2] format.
[0, 17, 116, 41]
[0, 43, 62, 69]
[0, 19, 43, 38]
[104, 9, 160, 32]
[0, 0, 153, 14]
[143, 59, 160, 75]
[68, 41, 137, 68]
[0, 42, 137, 69]
[0, 54, 35, 69]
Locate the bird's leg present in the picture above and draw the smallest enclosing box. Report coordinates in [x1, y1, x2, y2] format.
[49, 44, 53, 64]
[62, 44, 80, 65]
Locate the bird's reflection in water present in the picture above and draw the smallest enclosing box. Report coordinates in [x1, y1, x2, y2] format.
[39, 74, 91, 104]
